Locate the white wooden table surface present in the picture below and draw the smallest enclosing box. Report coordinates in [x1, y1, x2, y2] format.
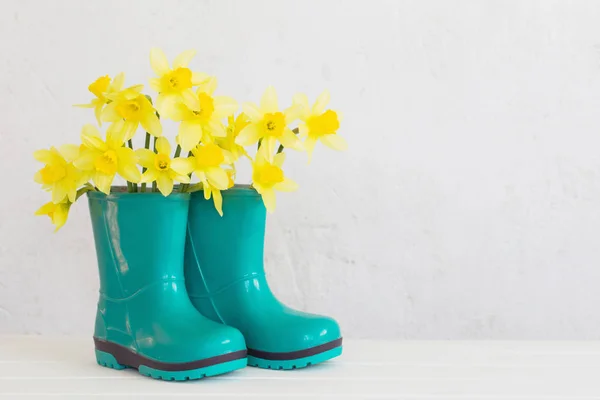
[2, 337, 600, 399]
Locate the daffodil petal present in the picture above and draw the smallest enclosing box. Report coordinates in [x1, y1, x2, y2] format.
[235, 123, 261, 146]
[273, 152, 286, 168]
[242, 103, 262, 121]
[81, 125, 107, 151]
[165, 102, 189, 121]
[261, 189, 276, 213]
[179, 120, 203, 152]
[141, 168, 158, 183]
[156, 173, 174, 196]
[33, 171, 43, 184]
[94, 103, 104, 126]
[141, 112, 162, 137]
[181, 89, 200, 110]
[274, 177, 298, 192]
[212, 96, 238, 119]
[312, 90, 330, 115]
[206, 168, 229, 190]
[35, 202, 55, 216]
[264, 137, 277, 158]
[172, 173, 191, 184]
[58, 145, 79, 162]
[155, 136, 171, 155]
[284, 104, 302, 124]
[117, 147, 141, 183]
[298, 123, 309, 138]
[280, 129, 304, 151]
[111, 72, 125, 91]
[74, 150, 96, 170]
[207, 119, 226, 138]
[52, 204, 69, 231]
[122, 120, 138, 142]
[52, 182, 68, 204]
[192, 71, 210, 85]
[101, 102, 120, 122]
[173, 49, 196, 69]
[33, 149, 60, 164]
[94, 172, 114, 194]
[170, 157, 195, 175]
[150, 48, 171, 76]
[196, 76, 217, 95]
[260, 86, 278, 114]
[212, 189, 223, 216]
[149, 78, 161, 92]
[292, 93, 310, 119]
[305, 136, 317, 163]
[106, 121, 127, 147]
[136, 149, 156, 168]
[320, 134, 348, 151]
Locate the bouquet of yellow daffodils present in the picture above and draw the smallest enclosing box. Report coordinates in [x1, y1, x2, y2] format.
[34, 49, 346, 231]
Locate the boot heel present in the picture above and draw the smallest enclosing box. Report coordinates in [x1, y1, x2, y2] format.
[95, 349, 127, 370]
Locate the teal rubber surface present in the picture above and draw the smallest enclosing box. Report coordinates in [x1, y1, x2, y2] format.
[88, 189, 246, 378]
[96, 350, 246, 381]
[184, 185, 342, 369]
[95, 350, 126, 370]
[247, 346, 343, 370]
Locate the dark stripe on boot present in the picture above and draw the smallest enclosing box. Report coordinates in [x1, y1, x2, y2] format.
[247, 338, 343, 361]
[94, 338, 247, 371]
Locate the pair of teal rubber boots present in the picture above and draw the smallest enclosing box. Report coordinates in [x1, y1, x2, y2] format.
[88, 185, 342, 381]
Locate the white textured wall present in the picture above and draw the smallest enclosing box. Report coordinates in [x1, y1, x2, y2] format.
[2, 0, 600, 339]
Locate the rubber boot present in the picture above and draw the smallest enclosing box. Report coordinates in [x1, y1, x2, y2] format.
[88, 190, 247, 380]
[184, 185, 342, 370]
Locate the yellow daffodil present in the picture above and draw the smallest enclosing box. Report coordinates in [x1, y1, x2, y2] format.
[293, 90, 346, 161]
[251, 144, 298, 212]
[35, 200, 71, 232]
[148, 48, 209, 115]
[236, 86, 304, 156]
[34, 145, 87, 204]
[136, 137, 194, 196]
[102, 85, 162, 139]
[75, 73, 125, 125]
[165, 77, 238, 152]
[74, 123, 141, 194]
[217, 113, 251, 162]
[188, 143, 231, 203]
[200, 167, 235, 216]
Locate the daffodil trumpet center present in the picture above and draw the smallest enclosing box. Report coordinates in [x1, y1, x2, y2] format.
[194, 144, 224, 168]
[262, 112, 286, 137]
[40, 164, 67, 184]
[116, 99, 142, 120]
[254, 164, 284, 188]
[160, 67, 193, 93]
[154, 153, 171, 171]
[89, 75, 110, 99]
[306, 109, 340, 137]
[95, 150, 118, 175]
[190, 93, 215, 121]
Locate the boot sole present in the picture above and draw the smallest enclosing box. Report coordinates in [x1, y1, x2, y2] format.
[247, 338, 343, 370]
[94, 338, 247, 381]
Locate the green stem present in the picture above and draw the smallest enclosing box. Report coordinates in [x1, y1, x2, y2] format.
[75, 186, 93, 200]
[127, 139, 138, 192]
[141, 132, 151, 192]
[174, 144, 182, 158]
[152, 136, 158, 192]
